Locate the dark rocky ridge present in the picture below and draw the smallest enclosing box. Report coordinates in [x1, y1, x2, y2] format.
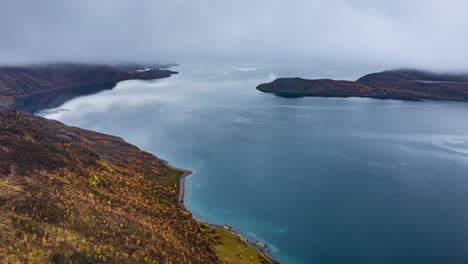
[257, 69, 468, 101]
[0, 64, 177, 112]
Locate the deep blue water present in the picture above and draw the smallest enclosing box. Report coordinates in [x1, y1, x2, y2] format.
[42, 64, 468, 264]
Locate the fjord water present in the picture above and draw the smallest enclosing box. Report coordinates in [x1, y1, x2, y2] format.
[43, 64, 468, 264]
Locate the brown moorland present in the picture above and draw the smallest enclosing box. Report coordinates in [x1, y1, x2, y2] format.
[0, 64, 176, 112]
[0, 108, 273, 263]
[257, 69, 468, 101]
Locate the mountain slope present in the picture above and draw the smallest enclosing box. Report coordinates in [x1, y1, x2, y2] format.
[0, 108, 225, 263]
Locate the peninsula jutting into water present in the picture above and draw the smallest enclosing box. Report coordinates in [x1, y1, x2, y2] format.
[0, 64, 177, 112]
[257, 69, 468, 101]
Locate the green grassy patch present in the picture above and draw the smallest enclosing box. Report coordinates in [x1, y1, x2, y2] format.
[213, 229, 271, 264]
[158, 167, 185, 187]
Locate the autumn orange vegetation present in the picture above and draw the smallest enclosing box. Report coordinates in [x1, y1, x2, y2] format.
[0, 109, 271, 264]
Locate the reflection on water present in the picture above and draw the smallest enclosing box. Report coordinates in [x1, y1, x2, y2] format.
[42, 64, 468, 264]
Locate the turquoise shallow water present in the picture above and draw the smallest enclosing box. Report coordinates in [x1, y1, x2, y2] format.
[43, 64, 468, 264]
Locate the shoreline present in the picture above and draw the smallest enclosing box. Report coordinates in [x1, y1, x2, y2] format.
[257, 69, 468, 102]
[160, 159, 282, 264]
[12, 64, 282, 263]
[0, 64, 177, 113]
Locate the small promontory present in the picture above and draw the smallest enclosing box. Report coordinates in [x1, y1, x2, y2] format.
[0, 64, 177, 112]
[257, 69, 468, 101]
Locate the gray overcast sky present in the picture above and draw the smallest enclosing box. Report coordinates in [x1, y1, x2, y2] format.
[1, 0, 468, 70]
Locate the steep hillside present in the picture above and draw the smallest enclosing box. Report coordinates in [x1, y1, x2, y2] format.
[0, 109, 272, 263]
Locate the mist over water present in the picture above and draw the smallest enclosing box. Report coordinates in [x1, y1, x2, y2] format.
[42, 64, 468, 264]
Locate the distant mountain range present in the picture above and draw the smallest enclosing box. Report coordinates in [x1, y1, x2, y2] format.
[257, 69, 468, 102]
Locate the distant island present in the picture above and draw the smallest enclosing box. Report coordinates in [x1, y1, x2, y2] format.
[0, 64, 277, 264]
[257, 69, 468, 101]
[0, 64, 177, 112]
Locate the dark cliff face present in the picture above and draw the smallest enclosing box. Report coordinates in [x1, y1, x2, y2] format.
[0, 64, 177, 112]
[0, 108, 222, 263]
[257, 70, 468, 101]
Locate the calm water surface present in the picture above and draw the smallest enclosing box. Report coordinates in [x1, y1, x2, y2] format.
[42, 64, 468, 264]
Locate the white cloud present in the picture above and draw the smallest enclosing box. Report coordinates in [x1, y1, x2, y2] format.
[1, 0, 467, 71]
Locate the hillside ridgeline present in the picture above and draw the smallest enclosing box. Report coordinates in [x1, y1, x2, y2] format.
[0, 64, 176, 112]
[257, 69, 468, 101]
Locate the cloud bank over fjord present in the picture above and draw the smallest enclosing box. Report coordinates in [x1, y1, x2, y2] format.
[1, 0, 468, 71]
